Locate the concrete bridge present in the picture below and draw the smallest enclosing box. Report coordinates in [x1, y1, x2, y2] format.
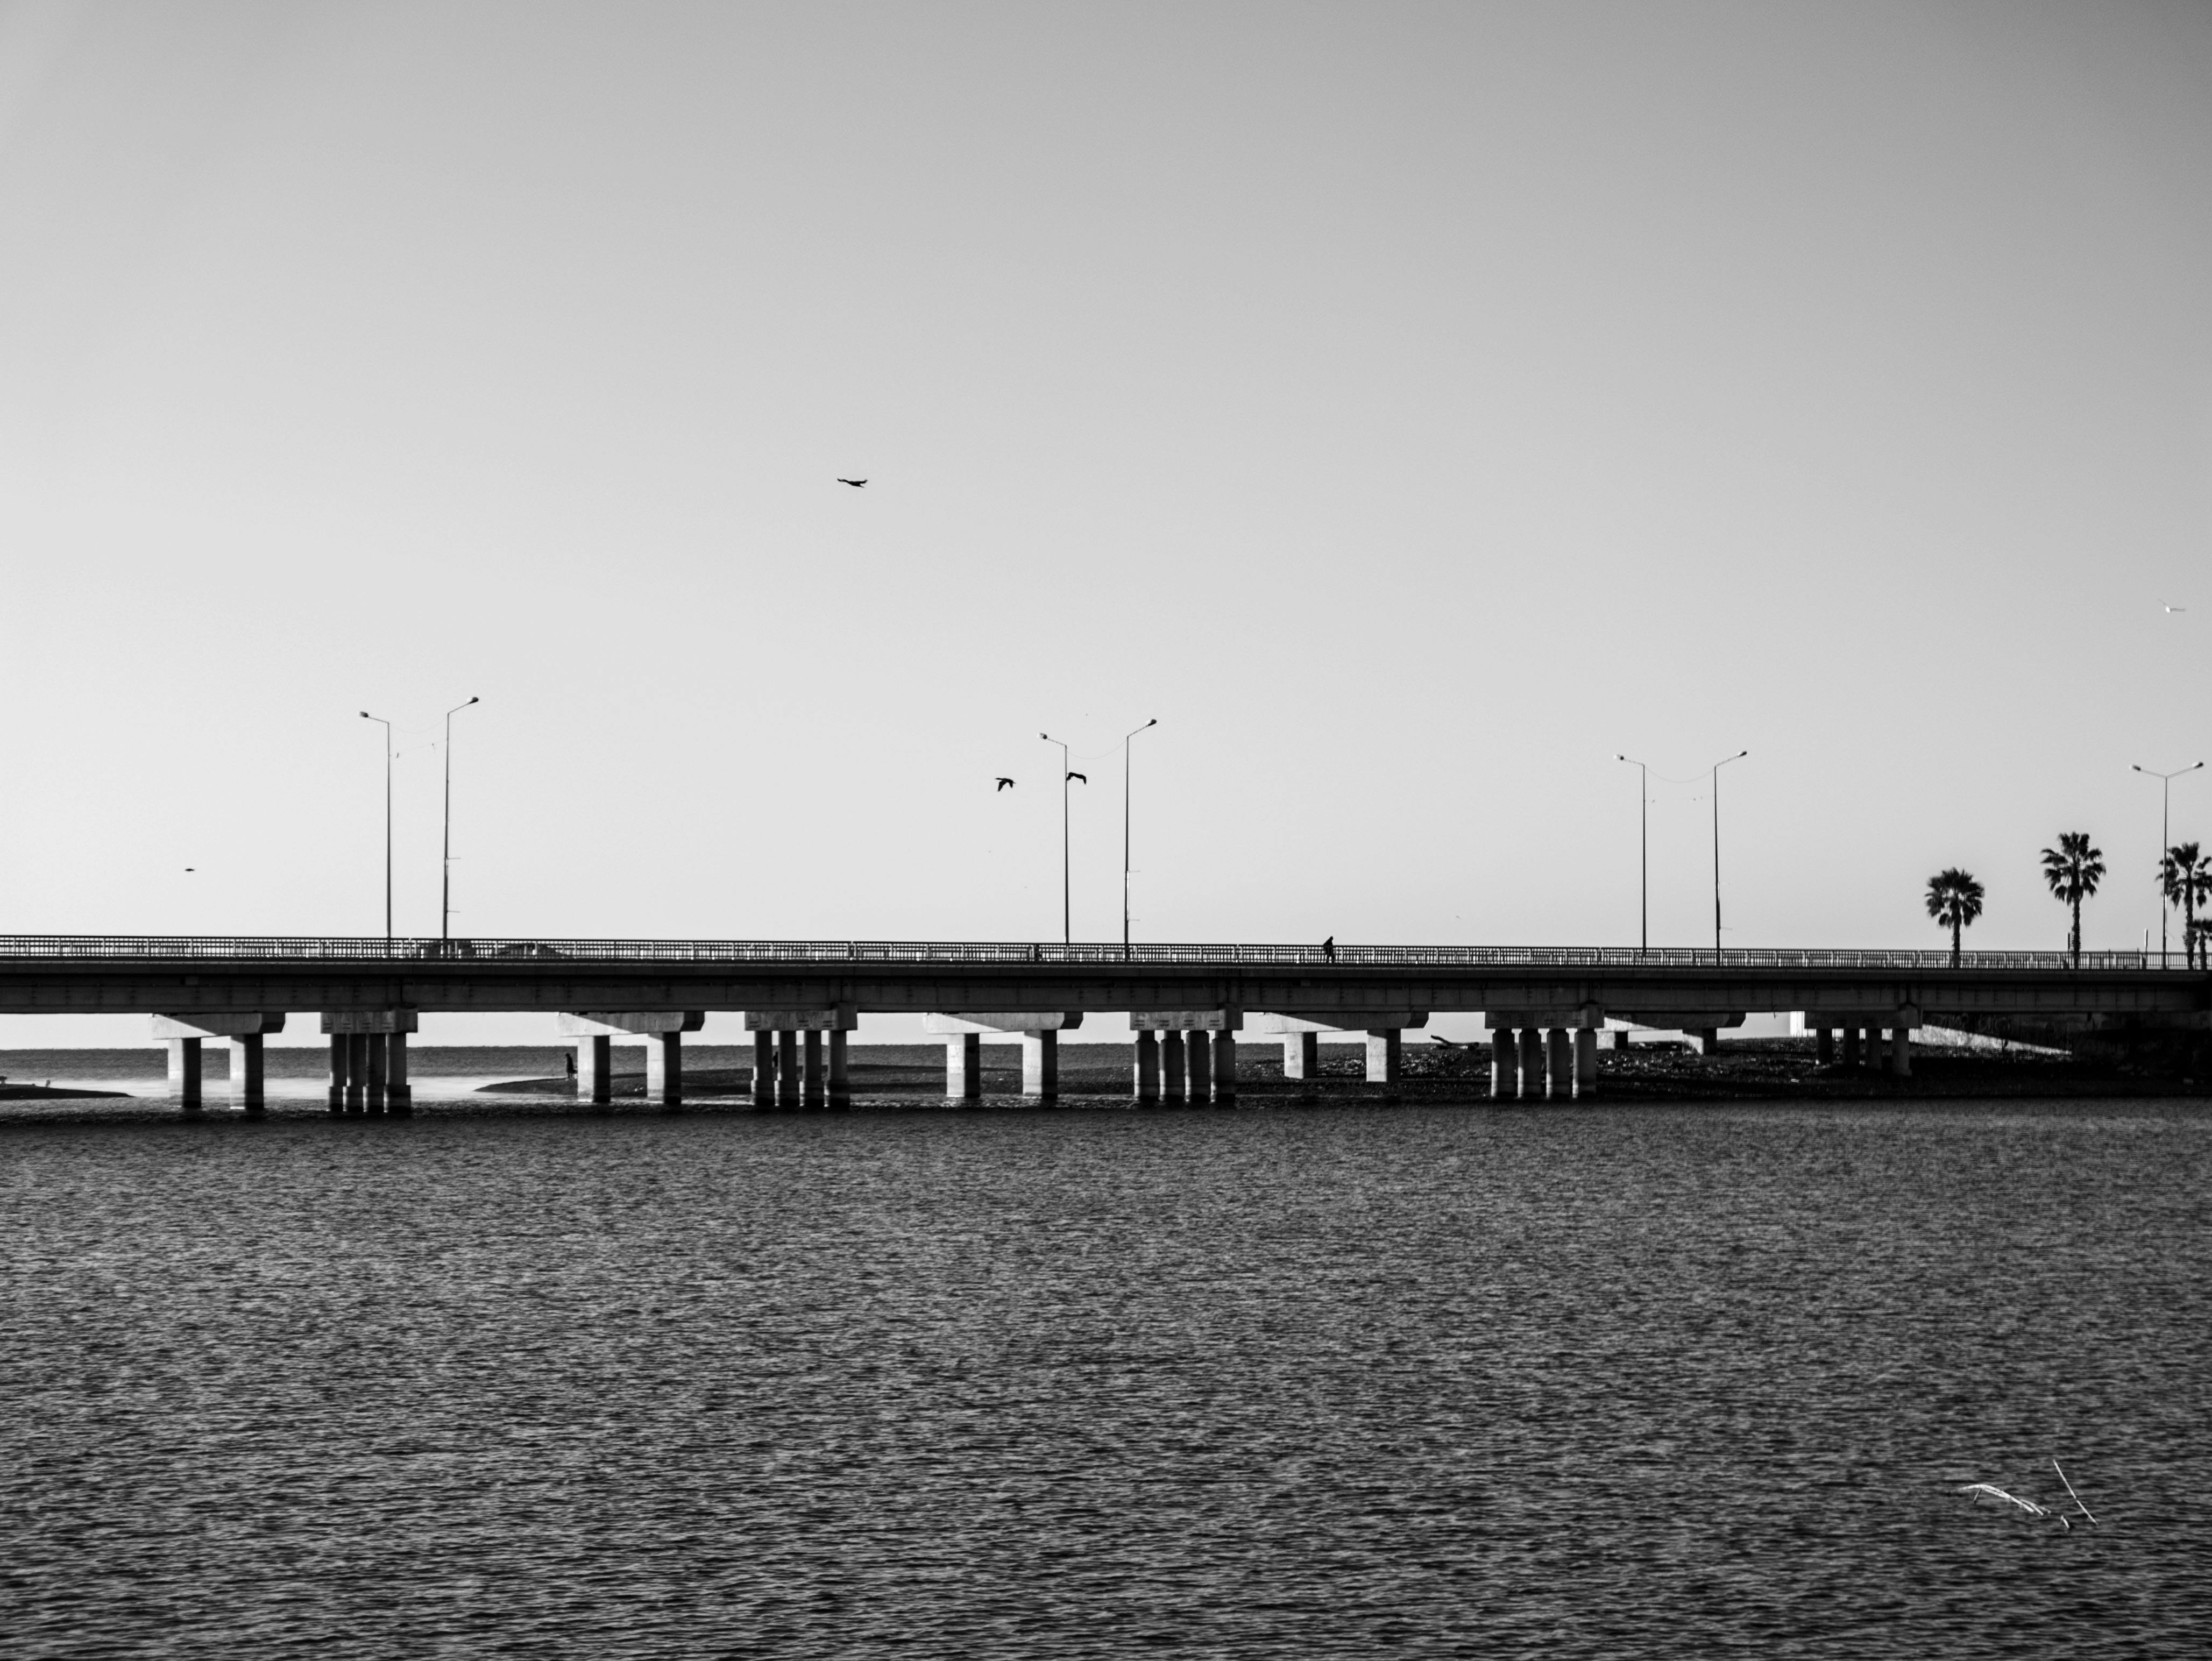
[3, 935, 2201, 1113]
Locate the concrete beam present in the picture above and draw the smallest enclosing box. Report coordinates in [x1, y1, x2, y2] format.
[558, 1011, 704, 1037]
[927, 1012, 1084, 1033]
[743, 1007, 856, 1031]
[1254, 1011, 1424, 1033]
[322, 1009, 420, 1034]
[1130, 1010, 1242, 1031]
[153, 1012, 286, 1038]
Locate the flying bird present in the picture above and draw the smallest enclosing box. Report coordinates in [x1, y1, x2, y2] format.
[1067, 771, 1087, 784]
[996, 777, 1015, 790]
[837, 478, 867, 488]
[184, 868, 195, 872]
[2161, 601, 2187, 613]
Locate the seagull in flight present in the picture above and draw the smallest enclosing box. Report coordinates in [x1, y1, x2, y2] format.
[2161, 600, 2187, 613]
[995, 777, 1015, 791]
[837, 478, 867, 488]
[1066, 771, 1087, 785]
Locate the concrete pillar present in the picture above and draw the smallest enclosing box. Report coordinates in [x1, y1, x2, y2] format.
[1544, 1028, 1570, 1099]
[1892, 1023, 1911, 1077]
[1366, 1030, 1401, 1085]
[1516, 1028, 1542, 1100]
[228, 1033, 265, 1113]
[1610, 1028, 1633, 1051]
[345, 1033, 371, 1111]
[946, 1031, 982, 1101]
[1697, 1028, 1720, 1057]
[328, 1033, 347, 1112]
[363, 1029, 388, 1112]
[1490, 1028, 1518, 1099]
[1160, 1031, 1186, 1103]
[778, 1030, 801, 1105]
[1282, 1031, 1319, 1080]
[167, 1037, 202, 1110]
[802, 1030, 825, 1108]
[1574, 1027, 1597, 1099]
[1213, 1033, 1237, 1103]
[1021, 1031, 1057, 1099]
[1841, 1025, 1861, 1067]
[828, 1030, 850, 1108]
[1187, 1031, 1213, 1102]
[386, 1031, 411, 1113]
[1816, 1027, 1834, 1064]
[753, 1033, 775, 1106]
[1132, 1030, 1160, 1102]
[578, 1034, 613, 1105]
[646, 1032, 682, 1107]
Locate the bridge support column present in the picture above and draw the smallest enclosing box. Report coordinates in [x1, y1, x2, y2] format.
[345, 1033, 371, 1111]
[1490, 1029, 1518, 1098]
[828, 1031, 850, 1108]
[753, 1033, 775, 1106]
[1889, 1025, 1911, 1077]
[1160, 1032, 1187, 1103]
[386, 1031, 411, 1113]
[166, 1037, 203, 1109]
[779, 1031, 802, 1104]
[1187, 1032, 1213, 1102]
[1544, 1028, 1570, 1099]
[946, 1032, 981, 1101]
[328, 1033, 346, 1111]
[1282, 1032, 1318, 1080]
[1213, 1033, 1237, 1102]
[1365, 1030, 1401, 1085]
[1516, 1028, 1542, 1099]
[1610, 1028, 1633, 1050]
[1133, 1031, 1159, 1102]
[1841, 1026, 1860, 1066]
[228, 1034, 265, 1113]
[577, 1034, 613, 1105]
[1020, 1031, 1057, 1099]
[1574, 1027, 1597, 1098]
[1816, 1027, 1834, 1064]
[1697, 1028, 1720, 1057]
[802, 1031, 825, 1108]
[363, 1027, 388, 1112]
[646, 1032, 683, 1108]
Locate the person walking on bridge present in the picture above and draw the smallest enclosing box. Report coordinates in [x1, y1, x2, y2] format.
[1322, 935, 1337, 962]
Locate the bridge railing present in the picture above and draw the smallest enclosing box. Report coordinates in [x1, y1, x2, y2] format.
[0, 935, 2185, 972]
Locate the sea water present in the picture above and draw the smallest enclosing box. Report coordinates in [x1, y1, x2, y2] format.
[4, 1101, 2207, 1656]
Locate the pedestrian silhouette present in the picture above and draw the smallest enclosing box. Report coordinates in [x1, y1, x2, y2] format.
[564, 1052, 577, 1079]
[1322, 935, 1336, 961]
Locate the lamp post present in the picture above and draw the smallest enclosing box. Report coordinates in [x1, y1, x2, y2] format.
[1615, 754, 1648, 955]
[1710, 750, 1748, 963]
[2131, 760, 2203, 966]
[441, 697, 480, 943]
[1040, 732, 1086, 945]
[360, 711, 393, 941]
[1123, 719, 1157, 958]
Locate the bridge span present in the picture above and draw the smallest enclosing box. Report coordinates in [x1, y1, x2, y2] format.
[4, 935, 2202, 1113]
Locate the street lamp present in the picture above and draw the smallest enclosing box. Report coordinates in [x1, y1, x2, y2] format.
[1123, 719, 1157, 958]
[2131, 760, 2203, 966]
[360, 711, 393, 941]
[442, 697, 480, 943]
[1710, 749, 1748, 963]
[1040, 732, 1087, 945]
[1615, 754, 1649, 955]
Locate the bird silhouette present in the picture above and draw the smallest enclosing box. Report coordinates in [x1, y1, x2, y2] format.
[184, 868, 195, 872]
[2161, 600, 2187, 613]
[837, 478, 867, 488]
[996, 777, 1015, 790]
[1067, 771, 1088, 784]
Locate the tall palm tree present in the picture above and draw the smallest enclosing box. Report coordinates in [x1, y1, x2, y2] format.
[2160, 841, 2212, 968]
[2041, 832, 2105, 968]
[1925, 868, 1985, 968]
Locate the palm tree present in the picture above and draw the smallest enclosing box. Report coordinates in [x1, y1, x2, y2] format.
[1925, 868, 1985, 967]
[2040, 832, 2105, 968]
[2160, 841, 2212, 968]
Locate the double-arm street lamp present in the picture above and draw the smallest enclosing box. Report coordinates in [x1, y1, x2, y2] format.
[442, 697, 480, 942]
[2131, 759, 2203, 966]
[1040, 732, 1086, 945]
[1711, 750, 1748, 962]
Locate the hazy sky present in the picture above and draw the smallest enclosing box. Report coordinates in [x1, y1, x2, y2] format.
[4, 2, 2210, 1043]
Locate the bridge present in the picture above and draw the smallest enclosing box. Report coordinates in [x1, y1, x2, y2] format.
[3, 935, 2202, 1113]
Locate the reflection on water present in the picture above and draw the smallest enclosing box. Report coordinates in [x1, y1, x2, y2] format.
[4, 1102, 2208, 1656]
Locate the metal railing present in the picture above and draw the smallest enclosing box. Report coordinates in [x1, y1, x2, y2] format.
[0, 935, 2189, 973]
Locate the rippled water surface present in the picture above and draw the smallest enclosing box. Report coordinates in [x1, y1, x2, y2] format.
[5, 1101, 2208, 1656]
